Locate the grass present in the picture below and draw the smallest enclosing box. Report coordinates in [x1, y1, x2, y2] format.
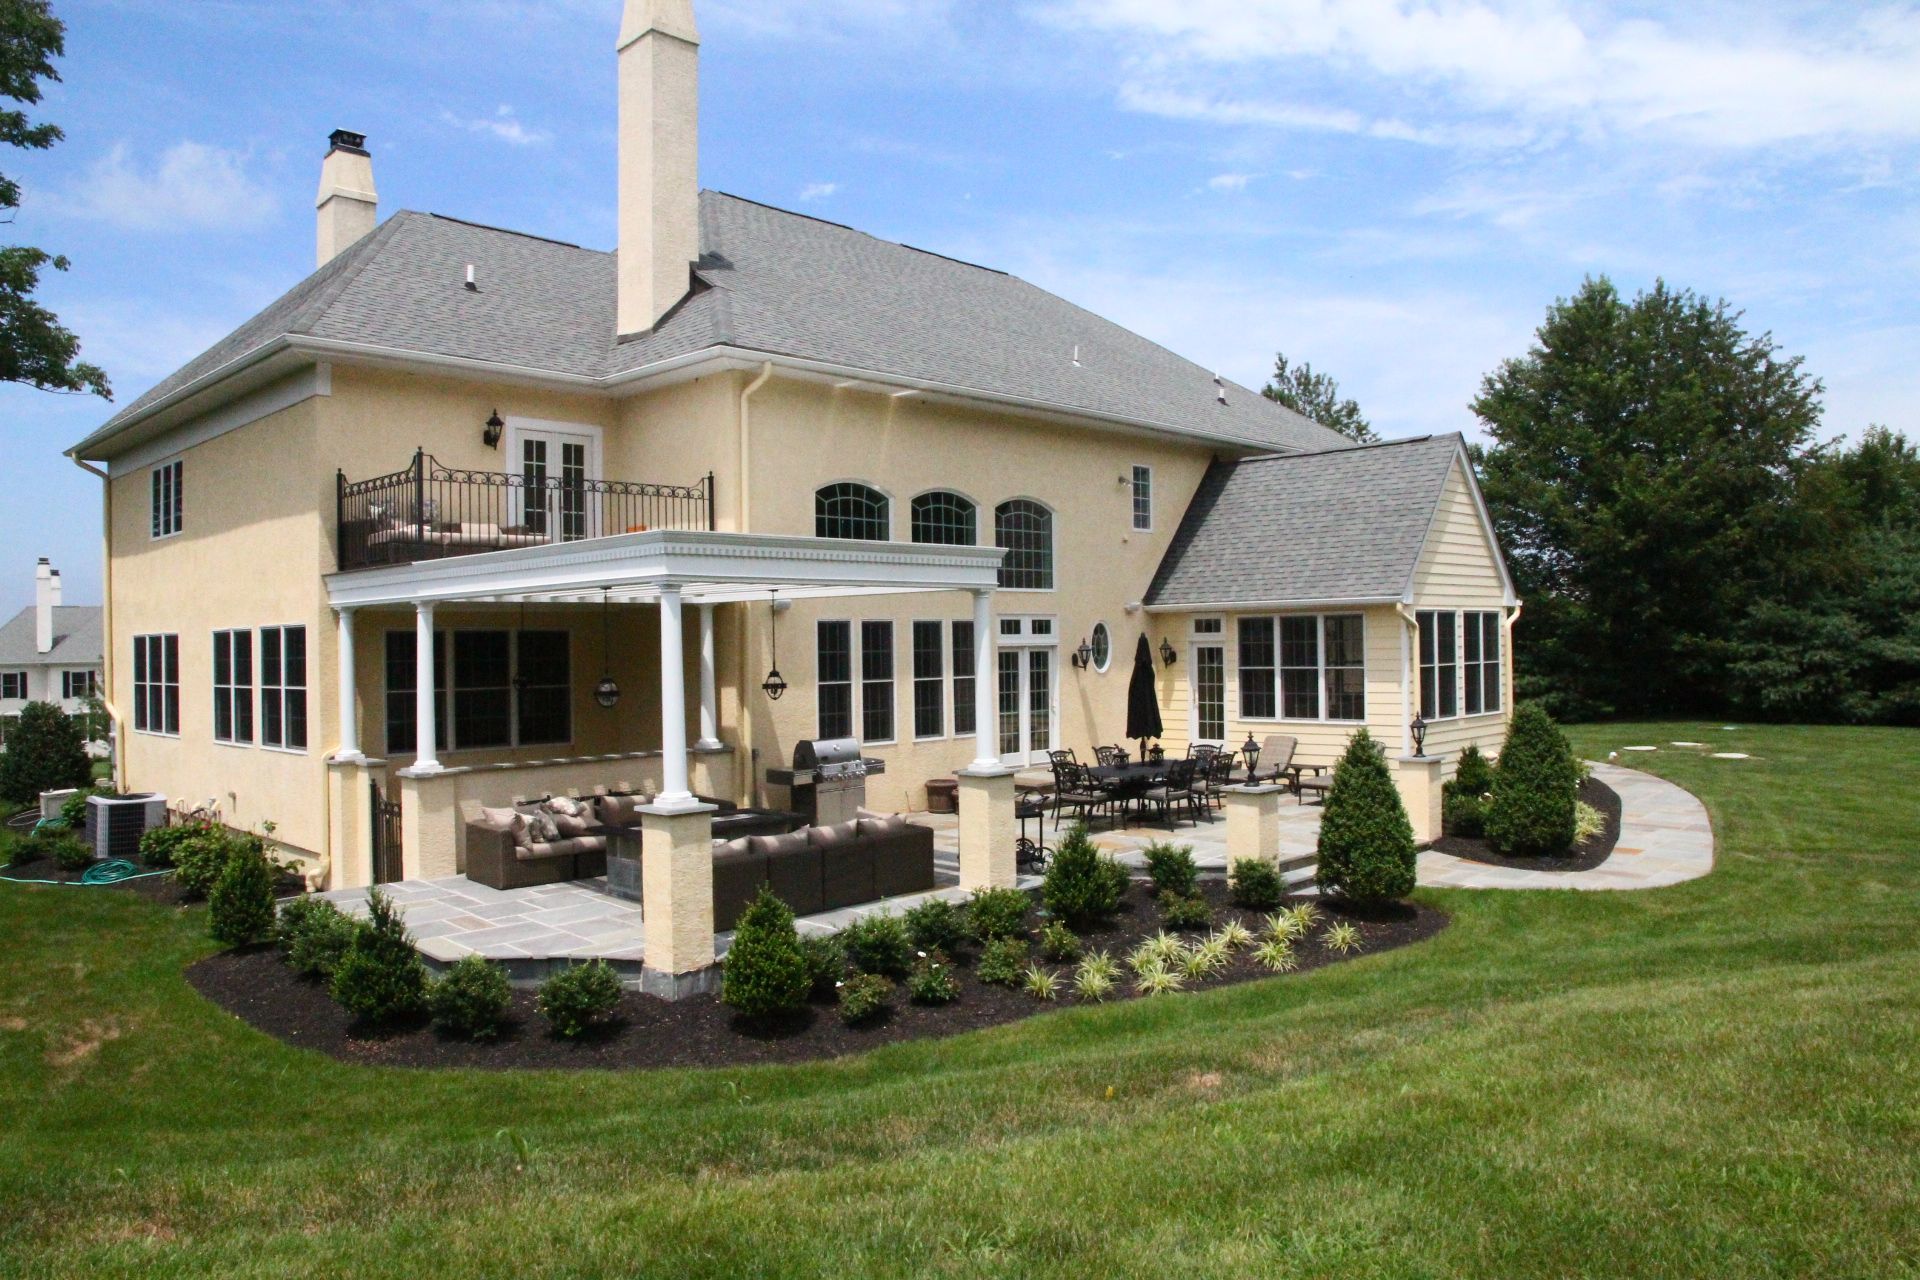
[2, 722, 1918, 1278]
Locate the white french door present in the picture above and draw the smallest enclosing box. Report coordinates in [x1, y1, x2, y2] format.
[1192, 643, 1226, 744]
[997, 647, 1056, 766]
[512, 422, 601, 542]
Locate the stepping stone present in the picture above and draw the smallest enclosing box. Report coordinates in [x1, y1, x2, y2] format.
[1710, 752, 1751, 760]
[1622, 745, 1658, 752]
[1669, 741, 1705, 747]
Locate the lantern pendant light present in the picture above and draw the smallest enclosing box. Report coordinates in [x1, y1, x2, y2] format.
[595, 589, 621, 709]
[762, 591, 788, 701]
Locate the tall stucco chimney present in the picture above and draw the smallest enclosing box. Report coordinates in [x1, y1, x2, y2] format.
[316, 129, 378, 268]
[617, 0, 701, 336]
[34, 558, 54, 655]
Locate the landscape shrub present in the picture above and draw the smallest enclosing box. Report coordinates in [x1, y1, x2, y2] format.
[0, 830, 30, 867]
[1022, 965, 1060, 1001]
[1158, 890, 1212, 930]
[173, 828, 245, 898]
[840, 913, 913, 977]
[1228, 858, 1286, 911]
[0, 702, 92, 805]
[798, 934, 845, 999]
[721, 887, 812, 1021]
[965, 886, 1030, 941]
[43, 833, 93, 872]
[976, 937, 1029, 986]
[138, 822, 206, 869]
[1574, 799, 1605, 843]
[906, 950, 960, 1005]
[1443, 744, 1495, 838]
[329, 889, 429, 1025]
[1314, 729, 1417, 904]
[275, 897, 358, 979]
[537, 961, 624, 1038]
[59, 788, 103, 832]
[426, 956, 512, 1040]
[1042, 823, 1124, 928]
[209, 841, 278, 947]
[1037, 919, 1081, 963]
[837, 973, 892, 1025]
[904, 897, 969, 953]
[1142, 842, 1198, 896]
[1485, 704, 1580, 857]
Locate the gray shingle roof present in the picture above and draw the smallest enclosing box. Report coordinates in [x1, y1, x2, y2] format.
[0, 606, 104, 666]
[1145, 435, 1465, 608]
[81, 193, 1348, 456]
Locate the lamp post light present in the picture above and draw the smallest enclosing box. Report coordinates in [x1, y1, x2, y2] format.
[1411, 713, 1429, 758]
[1241, 731, 1262, 784]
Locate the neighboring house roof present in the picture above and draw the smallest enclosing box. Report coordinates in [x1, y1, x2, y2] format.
[77, 193, 1349, 457]
[1146, 435, 1484, 608]
[0, 607, 104, 667]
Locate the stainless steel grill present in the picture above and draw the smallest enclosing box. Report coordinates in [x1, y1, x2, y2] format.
[767, 737, 887, 826]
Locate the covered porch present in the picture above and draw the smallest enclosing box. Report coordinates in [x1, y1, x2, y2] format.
[324, 528, 1023, 995]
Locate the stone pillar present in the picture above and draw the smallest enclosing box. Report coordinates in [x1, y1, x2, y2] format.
[1224, 783, 1287, 868]
[695, 602, 721, 751]
[333, 607, 362, 762]
[1394, 754, 1446, 847]
[410, 601, 441, 773]
[398, 768, 459, 880]
[326, 758, 378, 889]
[957, 767, 1017, 890]
[657, 584, 692, 806]
[640, 799, 718, 996]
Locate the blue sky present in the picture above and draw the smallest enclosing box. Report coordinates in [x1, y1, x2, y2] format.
[4, 0, 1917, 614]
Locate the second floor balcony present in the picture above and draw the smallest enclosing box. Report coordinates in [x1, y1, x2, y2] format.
[337, 450, 715, 572]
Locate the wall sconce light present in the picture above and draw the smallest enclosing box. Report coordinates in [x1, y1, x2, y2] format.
[482, 410, 505, 449]
[1072, 639, 1093, 670]
[1159, 637, 1178, 667]
[1411, 713, 1429, 757]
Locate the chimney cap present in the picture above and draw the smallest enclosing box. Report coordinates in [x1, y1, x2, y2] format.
[36, 557, 49, 565]
[328, 129, 369, 155]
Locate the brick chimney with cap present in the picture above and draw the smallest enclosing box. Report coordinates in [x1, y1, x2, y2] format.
[618, 0, 701, 336]
[316, 129, 378, 268]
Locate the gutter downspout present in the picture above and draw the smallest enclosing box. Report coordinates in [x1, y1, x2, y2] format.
[1502, 603, 1523, 730]
[735, 362, 773, 807]
[70, 457, 121, 790]
[1396, 602, 1419, 757]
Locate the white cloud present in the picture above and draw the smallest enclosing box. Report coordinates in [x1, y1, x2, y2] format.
[51, 141, 277, 233]
[799, 182, 841, 202]
[1207, 172, 1256, 192]
[441, 105, 549, 147]
[1046, 0, 1920, 150]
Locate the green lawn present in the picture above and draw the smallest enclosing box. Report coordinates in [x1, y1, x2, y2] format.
[3, 723, 1917, 1278]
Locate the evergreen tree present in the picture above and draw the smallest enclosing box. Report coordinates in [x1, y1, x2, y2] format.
[721, 886, 811, 1020]
[0, 700, 90, 803]
[1485, 704, 1580, 857]
[1263, 353, 1377, 443]
[1315, 729, 1416, 904]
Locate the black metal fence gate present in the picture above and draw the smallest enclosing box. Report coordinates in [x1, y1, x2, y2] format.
[371, 782, 403, 885]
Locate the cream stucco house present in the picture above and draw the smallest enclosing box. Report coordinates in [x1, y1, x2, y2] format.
[66, 1, 1515, 984]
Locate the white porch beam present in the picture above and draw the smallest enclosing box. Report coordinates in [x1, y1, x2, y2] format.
[970, 588, 998, 770]
[333, 607, 362, 762]
[410, 602, 441, 773]
[695, 603, 721, 751]
[657, 584, 693, 806]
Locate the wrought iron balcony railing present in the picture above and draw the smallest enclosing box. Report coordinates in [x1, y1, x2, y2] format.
[337, 450, 715, 572]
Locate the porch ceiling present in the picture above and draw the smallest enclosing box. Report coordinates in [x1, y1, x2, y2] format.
[323, 529, 1006, 609]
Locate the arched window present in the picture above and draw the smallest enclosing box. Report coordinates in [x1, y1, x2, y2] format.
[815, 483, 889, 541]
[910, 491, 977, 546]
[995, 499, 1053, 590]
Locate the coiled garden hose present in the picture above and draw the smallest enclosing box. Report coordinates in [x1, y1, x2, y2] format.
[0, 859, 170, 886]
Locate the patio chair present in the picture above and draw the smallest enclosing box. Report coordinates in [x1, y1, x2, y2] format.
[1197, 750, 1236, 817]
[1052, 759, 1113, 832]
[1094, 744, 1130, 768]
[1142, 757, 1201, 830]
[1047, 748, 1079, 772]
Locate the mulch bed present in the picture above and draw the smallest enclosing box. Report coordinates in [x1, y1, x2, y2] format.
[187, 882, 1449, 1072]
[1431, 776, 1622, 873]
[0, 852, 195, 904]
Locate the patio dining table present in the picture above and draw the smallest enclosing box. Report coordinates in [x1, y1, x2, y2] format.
[1088, 760, 1172, 825]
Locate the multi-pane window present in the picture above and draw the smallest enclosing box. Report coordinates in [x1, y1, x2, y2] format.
[815, 483, 890, 541]
[1, 672, 25, 700]
[1131, 465, 1153, 531]
[1090, 622, 1112, 672]
[1324, 614, 1367, 721]
[450, 631, 513, 751]
[213, 630, 254, 745]
[910, 491, 976, 546]
[1419, 611, 1459, 720]
[861, 621, 895, 744]
[912, 621, 945, 739]
[1279, 617, 1321, 719]
[1194, 617, 1224, 636]
[1464, 611, 1503, 716]
[1194, 645, 1226, 741]
[385, 631, 448, 755]
[384, 630, 567, 754]
[817, 621, 853, 740]
[133, 634, 180, 735]
[995, 499, 1053, 590]
[1237, 618, 1276, 719]
[61, 670, 98, 701]
[951, 621, 976, 737]
[260, 625, 308, 751]
[516, 631, 573, 745]
[150, 459, 183, 538]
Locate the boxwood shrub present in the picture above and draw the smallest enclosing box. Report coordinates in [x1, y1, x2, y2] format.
[904, 897, 969, 953]
[965, 886, 1030, 941]
[1142, 842, 1198, 897]
[1443, 744, 1496, 838]
[537, 960, 624, 1038]
[837, 973, 892, 1025]
[275, 897, 358, 980]
[1485, 704, 1580, 857]
[427, 955, 513, 1040]
[329, 889, 428, 1025]
[209, 841, 278, 947]
[840, 912, 914, 977]
[1314, 729, 1417, 905]
[722, 887, 812, 1021]
[1042, 823, 1124, 928]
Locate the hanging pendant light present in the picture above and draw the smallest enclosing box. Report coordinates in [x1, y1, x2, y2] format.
[762, 591, 788, 701]
[595, 589, 621, 708]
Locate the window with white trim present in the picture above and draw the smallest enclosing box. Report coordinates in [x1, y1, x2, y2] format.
[815, 483, 890, 541]
[1, 672, 25, 700]
[1418, 610, 1459, 720]
[1130, 465, 1152, 531]
[910, 491, 976, 546]
[1236, 614, 1367, 723]
[133, 634, 179, 735]
[1193, 617, 1224, 636]
[150, 459, 183, 539]
[861, 621, 895, 744]
[259, 625, 308, 751]
[213, 630, 253, 744]
[951, 621, 976, 737]
[1090, 622, 1112, 672]
[817, 621, 853, 740]
[995, 499, 1053, 590]
[61, 670, 97, 701]
[912, 620, 945, 739]
[1464, 611, 1503, 716]
[383, 629, 569, 755]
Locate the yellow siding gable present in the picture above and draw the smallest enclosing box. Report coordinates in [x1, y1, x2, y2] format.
[1411, 458, 1510, 609]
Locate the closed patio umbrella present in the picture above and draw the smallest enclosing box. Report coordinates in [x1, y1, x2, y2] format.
[1125, 633, 1163, 758]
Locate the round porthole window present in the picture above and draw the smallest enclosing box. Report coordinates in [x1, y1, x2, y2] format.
[1090, 622, 1112, 672]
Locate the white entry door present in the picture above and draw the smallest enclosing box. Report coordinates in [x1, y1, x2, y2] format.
[513, 422, 600, 542]
[1191, 642, 1226, 744]
[997, 647, 1056, 766]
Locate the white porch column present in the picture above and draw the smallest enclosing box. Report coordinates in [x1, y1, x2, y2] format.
[333, 607, 362, 762]
[411, 601, 441, 773]
[970, 588, 998, 770]
[657, 583, 693, 806]
[695, 602, 721, 751]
